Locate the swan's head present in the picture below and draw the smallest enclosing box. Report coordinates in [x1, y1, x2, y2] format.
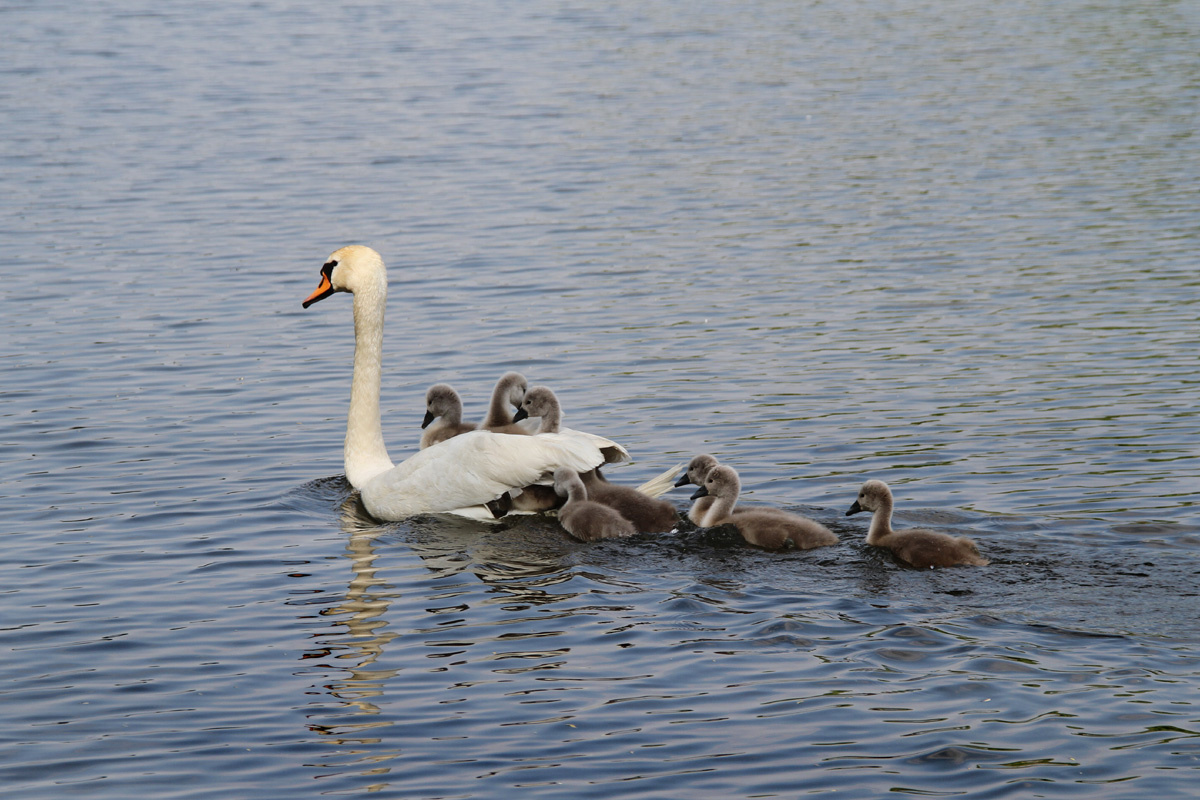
[422, 384, 462, 428]
[513, 386, 559, 423]
[846, 479, 892, 516]
[553, 467, 583, 498]
[690, 464, 740, 501]
[302, 245, 386, 308]
[675, 453, 719, 488]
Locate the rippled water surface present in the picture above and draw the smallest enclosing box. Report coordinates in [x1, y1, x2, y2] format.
[3, 0, 1199, 797]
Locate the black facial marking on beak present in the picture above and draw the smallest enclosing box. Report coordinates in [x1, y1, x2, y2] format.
[690, 485, 710, 500]
[674, 473, 692, 488]
[845, 500, 863, 516]
[512, 407, 529, 423]
[421, 410, 436, 429]
[301, 259, 339, 309]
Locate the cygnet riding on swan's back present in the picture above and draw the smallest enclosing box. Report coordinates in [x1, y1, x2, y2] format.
[512, 385, 561, 433]
[514, 386, 680, 532]
[490, 385, 642, 516]
[514, 385, 629, 465]
[481, 372, 533, 436]
[690, 465, 837, 551]
[845, 480, 989, 568]
[301, 245, 630, 520]
[419, 383, 476, 449]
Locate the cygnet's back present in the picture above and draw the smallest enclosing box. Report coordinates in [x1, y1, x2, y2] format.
[845, 480, 988, 568]
[694, 466, 837, 551]
[420, 383, 477, 449]
[581, 469, 678, 533]
[554, 468, 637, 542]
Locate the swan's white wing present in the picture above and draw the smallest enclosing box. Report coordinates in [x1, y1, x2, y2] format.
[555, 426, 631, 465]
[359, 430, 614, 520]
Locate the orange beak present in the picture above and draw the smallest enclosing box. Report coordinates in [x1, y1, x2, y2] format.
[302, 273, 335, 308]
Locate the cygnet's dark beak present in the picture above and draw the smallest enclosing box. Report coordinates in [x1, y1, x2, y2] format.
[512, 407, 529, 423]
[690, 485, 710, 500]
[674, 473, 692, 488]
[845, 500, 863, 517]
[421, 410, 436, 429]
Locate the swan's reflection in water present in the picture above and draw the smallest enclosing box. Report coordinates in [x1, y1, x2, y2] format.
[303, 488, 584, 735]
[311, 498, 399, 717]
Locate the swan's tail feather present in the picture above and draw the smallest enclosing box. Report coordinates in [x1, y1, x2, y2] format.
[635, 462, 686, 499]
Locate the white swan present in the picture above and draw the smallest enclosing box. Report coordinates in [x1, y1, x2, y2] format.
[302, 245, 631, 520]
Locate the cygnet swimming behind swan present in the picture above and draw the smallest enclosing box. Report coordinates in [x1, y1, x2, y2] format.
[581, 467, 678, 533]
[845, 479, 989, 568]
[674, 455, 793, 527]
[420, 383, 477, 449]
[554, 468, 637, 542]
[481, 371, 533, 436]
[301, 246, 629, 520]
[691, 465, 837, 551]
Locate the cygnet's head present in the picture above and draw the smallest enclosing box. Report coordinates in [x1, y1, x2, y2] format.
[423, 384, 461, 428]
[675, 454, 719, 488]
[302, 245, 385, 307]
[495, 371, 528, 408]
[513, 386, 559, 423]
[553, 467, 583, 497]
[845, 479, 892, 516]
[690, 464, 741, 501]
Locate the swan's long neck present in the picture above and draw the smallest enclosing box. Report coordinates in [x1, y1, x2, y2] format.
[344, 276, 395, 488]
[866, 496, 894, 545]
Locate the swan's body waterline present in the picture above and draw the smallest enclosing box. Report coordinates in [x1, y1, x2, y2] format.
[302, 245, 628, 520]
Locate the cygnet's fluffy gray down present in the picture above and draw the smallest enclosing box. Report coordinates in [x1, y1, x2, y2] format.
[846, 479, 988, 568]
[692, 465, 837, 551]
[554, 468, 637, 542]
[420, 383, 477, 449]
[582, 468, 677, 533]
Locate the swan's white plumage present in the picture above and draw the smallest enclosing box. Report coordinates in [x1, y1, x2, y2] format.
[303, 245, 629, 520]
[361, 430, 617, 519]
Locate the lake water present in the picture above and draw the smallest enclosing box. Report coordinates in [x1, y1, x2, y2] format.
[3, 0, 1199, 797]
